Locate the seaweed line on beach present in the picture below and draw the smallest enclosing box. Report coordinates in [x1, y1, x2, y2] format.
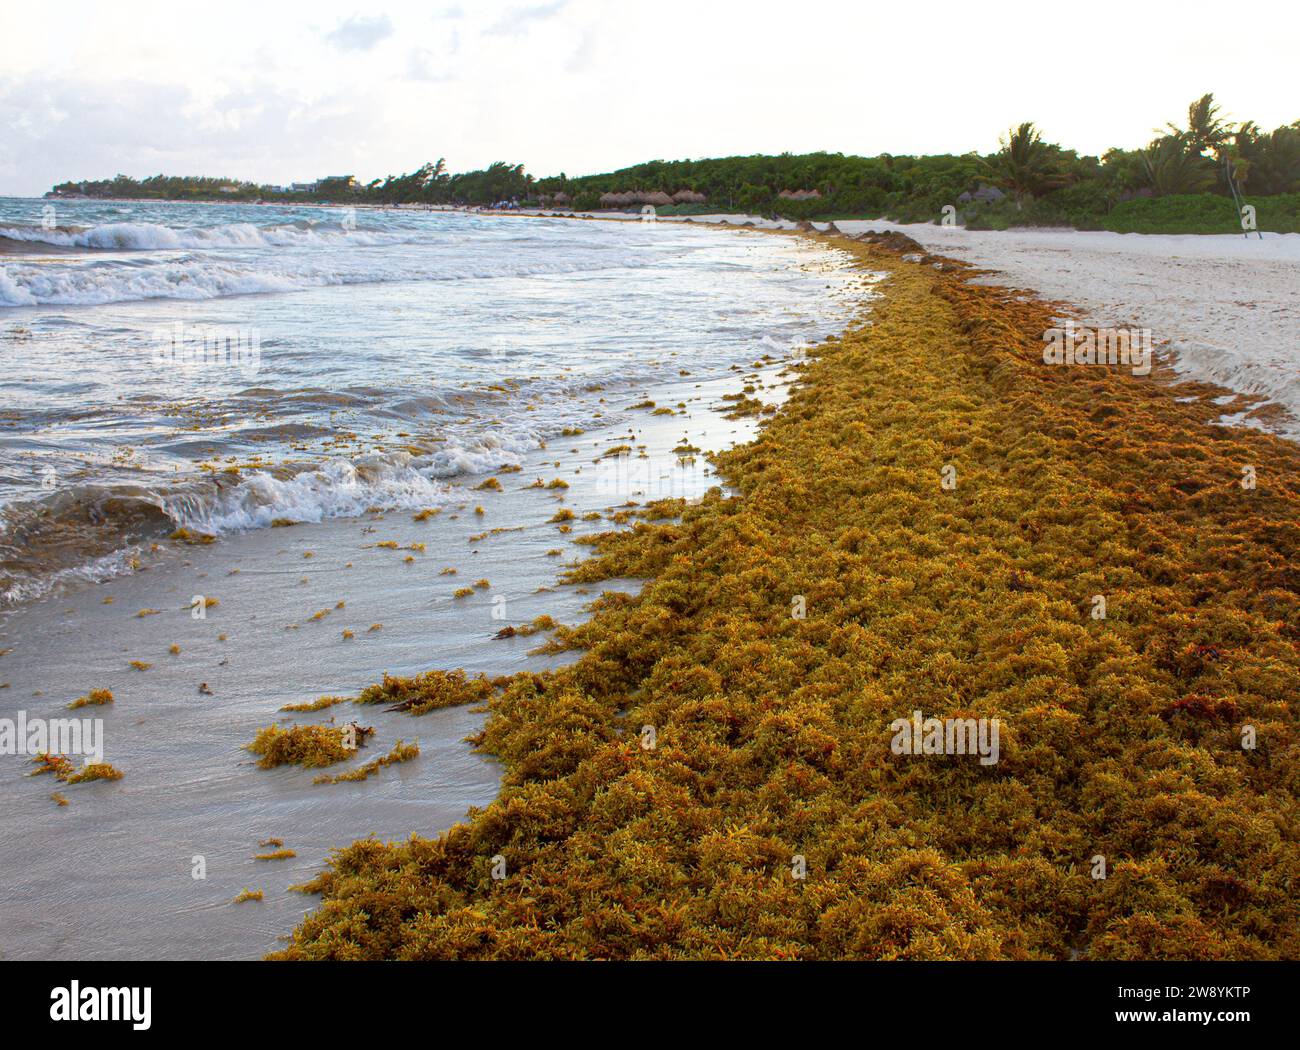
[270, 235, 1300, 961]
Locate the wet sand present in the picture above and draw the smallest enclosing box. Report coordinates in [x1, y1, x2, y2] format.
[0, 357, 808, 959]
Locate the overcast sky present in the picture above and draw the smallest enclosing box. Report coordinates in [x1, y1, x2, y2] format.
[2, 0, 1296, 197]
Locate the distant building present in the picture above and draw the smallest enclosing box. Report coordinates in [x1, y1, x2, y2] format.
[290, 182, 318, 193]
[957, 185, 1006, 204]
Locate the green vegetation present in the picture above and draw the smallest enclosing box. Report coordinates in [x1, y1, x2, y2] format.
[1101, 193, 1300, 235]
[51, 159, 532, 207]
[50, 95, 1298, 233]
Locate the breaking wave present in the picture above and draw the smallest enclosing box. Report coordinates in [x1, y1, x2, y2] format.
[0, 247, 653, 307]
[0, 452, 466, 606]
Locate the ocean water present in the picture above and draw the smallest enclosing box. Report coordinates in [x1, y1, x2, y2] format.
[0, 198, 856, 605]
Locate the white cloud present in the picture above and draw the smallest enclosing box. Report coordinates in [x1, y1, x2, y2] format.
[484, 2, 568, 38]
[407, 48, 455, 83]
[0, 73, 392, 192]
[324, 14, 395, 52]
[0, 0, 1296, 198]
[565, 29, 596, 73]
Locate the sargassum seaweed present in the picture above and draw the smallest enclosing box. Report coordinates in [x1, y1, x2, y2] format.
[271, 237, 1300, 962]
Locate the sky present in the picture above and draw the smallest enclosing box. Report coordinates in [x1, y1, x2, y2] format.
[1, 0, 1296, 197]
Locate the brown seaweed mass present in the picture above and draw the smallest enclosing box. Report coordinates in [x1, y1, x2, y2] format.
[271, 238, 1300, 961]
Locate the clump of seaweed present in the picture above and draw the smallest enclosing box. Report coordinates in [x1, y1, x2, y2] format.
[68, 688, 113, 710]
[246, 724, 373, 769]
[65, 763, 123, 784]
[313, 740, 420, 784]
[515, 614, 557, 637]
[170, 527, 216, 544]
[280, 695, 348, 713]
[255, 849, 298, 860]
[356, 670, 492, 715]
[29, 753, 73, 779]
[475, 477, 503, 491]
[233, 889, 263, 904]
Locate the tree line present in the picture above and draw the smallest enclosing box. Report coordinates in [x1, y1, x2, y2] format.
[49, 95, 1300, 232]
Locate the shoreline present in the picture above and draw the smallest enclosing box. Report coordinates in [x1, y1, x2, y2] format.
[6, 200, 1296, 442]
[2, 221, 1297, 960]
[274, 232, 1300, 960]
[0, 326, 827, 958]
[498, 208, 1300, 442]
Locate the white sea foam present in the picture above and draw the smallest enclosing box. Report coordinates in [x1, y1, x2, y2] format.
[168, 454, 458, 535]
[0, 250, 654, 306]
[0, 267, 35, 305]
[0, 203, 857, 609]
[0, 220, 408, 251]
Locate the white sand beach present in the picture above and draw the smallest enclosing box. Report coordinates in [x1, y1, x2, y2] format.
[696, 216, 1300, 440]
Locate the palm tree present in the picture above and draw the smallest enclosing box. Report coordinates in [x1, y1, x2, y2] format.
[1231, 122, 1300, 194]
[1166, 93, 1232, 159]
[982, 122, 1068, 206]
[1141, 133, 1216, 196]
